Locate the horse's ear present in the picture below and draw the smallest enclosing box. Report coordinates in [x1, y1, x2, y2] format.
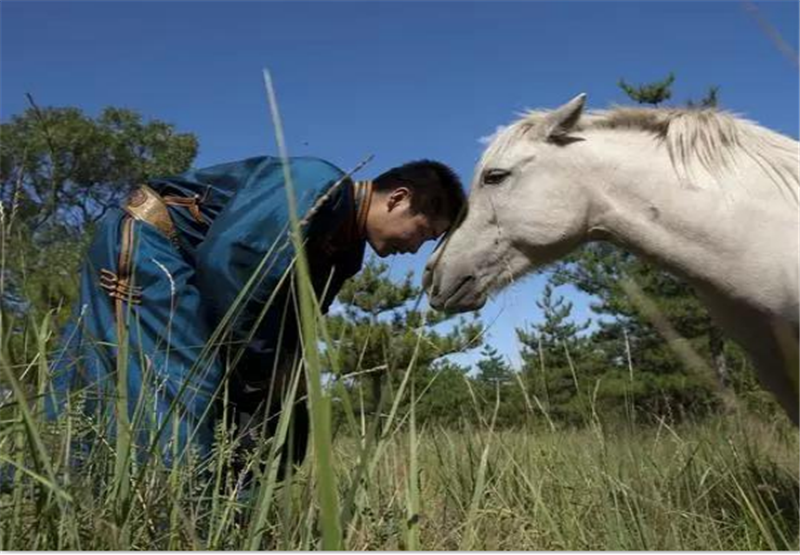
[544, 93, 587, 139]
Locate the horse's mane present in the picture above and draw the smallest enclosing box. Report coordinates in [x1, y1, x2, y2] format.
[488, 106, 799, 203]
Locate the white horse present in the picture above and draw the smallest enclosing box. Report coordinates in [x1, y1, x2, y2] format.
[424, 94, 799, 424]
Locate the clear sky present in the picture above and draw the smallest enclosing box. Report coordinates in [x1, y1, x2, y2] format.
[2, 0, 798, 369]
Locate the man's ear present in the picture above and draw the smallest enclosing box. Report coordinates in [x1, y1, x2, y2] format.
[387, 186, 411, 211]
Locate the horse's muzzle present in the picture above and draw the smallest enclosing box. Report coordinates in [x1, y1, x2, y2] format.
[429, 274, 481, 312]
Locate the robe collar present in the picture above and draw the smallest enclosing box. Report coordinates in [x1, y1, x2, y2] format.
[351, 180, 374, 242]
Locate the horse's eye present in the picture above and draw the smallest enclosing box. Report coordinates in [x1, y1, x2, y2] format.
[482, 168, 511, 186]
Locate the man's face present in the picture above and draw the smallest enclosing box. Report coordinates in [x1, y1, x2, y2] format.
[367, 188, 450, 258]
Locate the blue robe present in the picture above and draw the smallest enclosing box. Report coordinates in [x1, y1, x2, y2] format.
[48, 156, 366, 465]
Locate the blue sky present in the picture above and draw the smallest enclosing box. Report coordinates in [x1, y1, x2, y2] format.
[2, 0, 798, 369]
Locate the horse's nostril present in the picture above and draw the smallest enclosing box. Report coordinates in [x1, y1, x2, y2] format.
[450, 275, 474, 300]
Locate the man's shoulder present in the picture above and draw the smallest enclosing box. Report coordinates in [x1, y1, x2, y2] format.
[289, 156, 346, 180]
[192, 155, 344, 178]
[244, 155, 346, 192]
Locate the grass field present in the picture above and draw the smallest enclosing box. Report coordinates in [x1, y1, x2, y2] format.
[1, 217, 798, 551]
[0, 400, 797, 550]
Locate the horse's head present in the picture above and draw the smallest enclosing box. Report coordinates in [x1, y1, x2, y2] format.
[424, 93, 591, 312]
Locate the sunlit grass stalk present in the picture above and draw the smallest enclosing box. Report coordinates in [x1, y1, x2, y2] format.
[459, 377, 501, 549]
[0, 318, 80, 549]
[340, 310, 430, 545]
[111, 312, 133, 546]
[263, 68, 342, 550]
[404, 382, 420, 549]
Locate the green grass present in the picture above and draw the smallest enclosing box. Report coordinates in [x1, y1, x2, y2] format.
[2, 402, 796, 550]
[0, 266, 798, 550]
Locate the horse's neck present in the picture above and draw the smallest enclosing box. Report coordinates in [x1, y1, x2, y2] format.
[583, 132, 799, 320]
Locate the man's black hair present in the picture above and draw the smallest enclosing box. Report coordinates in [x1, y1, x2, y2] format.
[373, 160, 465, 225]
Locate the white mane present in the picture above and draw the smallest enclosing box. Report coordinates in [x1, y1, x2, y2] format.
[482, 106, 800, 204]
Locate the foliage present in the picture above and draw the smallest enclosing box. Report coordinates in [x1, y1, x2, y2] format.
[687, 85, 721, 108]
[411, 359, 473, 427]
[326, 257, 484, 423]
[475, 344, 513, 386]
[0, 103, 198, 334]
[1, 378, 797, 550]
[516, 281, 598, 424]
[617, 72, 675, 105]
[1, 101, 198, 234]
[548, 245, 723, 421]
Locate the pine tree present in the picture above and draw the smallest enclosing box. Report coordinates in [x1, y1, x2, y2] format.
[687, 86, 720, 109]
[550, 243, 722, 420]
[617, 72, 675, 105]
[416, 360, 473, 427]
[516, 281, 593, 424]
[472, 343, 530, 428]
[475, 345, 513, 386]
[326, 257, 484, 423]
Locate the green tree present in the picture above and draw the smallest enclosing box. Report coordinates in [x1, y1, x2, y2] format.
[472, 343, 529, 428]
[617, 72, 675, 105]
[516, 281, 594, 424]
[1, 100, 198, 234]
[549, 245, 722, 421]
[687, 86, 720, 109]
[326, 257, 483, 424]
[413, 359, 473, 427]
[619, 72, 720, 110]
[475, 345, 513, 386]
